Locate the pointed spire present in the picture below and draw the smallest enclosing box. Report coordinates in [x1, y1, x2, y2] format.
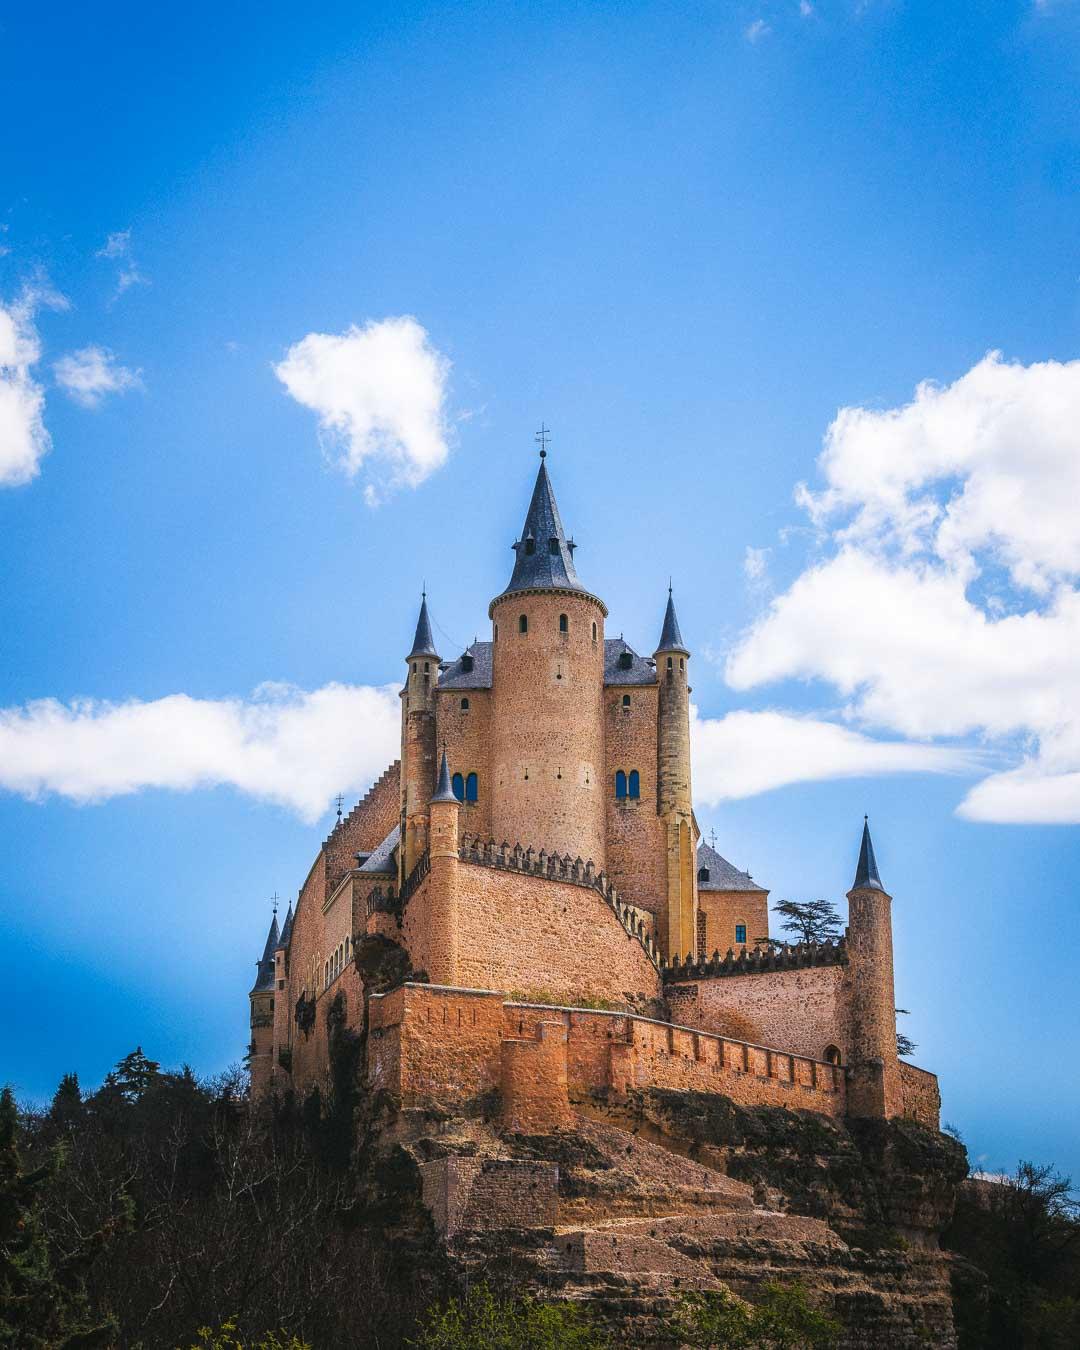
[251, 910, 280, 992]
[499, 452, 587, 597]
[408, 591, 439, 659]
[655, 584, 689, 654]
[278, 902, 294, 948]
[431, 749, 458, 803]
[852, 816, 885, 892]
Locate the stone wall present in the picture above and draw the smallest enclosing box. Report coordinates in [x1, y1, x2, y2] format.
[666, 964, 847, 1063]
[604, 684, 666, 918]
[419, 1156, 559, 1236]
[697, 889, 770, 957]
[435, 687, 493, 842]
[401, 856, 661, 1004]
[900, 1060, 941, 1131]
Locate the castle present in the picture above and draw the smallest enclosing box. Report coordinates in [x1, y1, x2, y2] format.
[248, 452, 939, 1134]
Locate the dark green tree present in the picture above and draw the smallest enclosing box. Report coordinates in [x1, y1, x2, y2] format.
[770, 898, 844, 946]
[411, 1283, 610, 1349]
[673, 1281, 841, 1348]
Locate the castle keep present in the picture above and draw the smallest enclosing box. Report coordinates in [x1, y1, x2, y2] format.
[248, 453, 939, 1134]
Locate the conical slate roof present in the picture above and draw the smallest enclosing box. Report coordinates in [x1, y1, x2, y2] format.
[656, 587, 688, 654]
[499, 456, 586, 597]
[408, 593, 439, 658]
[431, 749, 458, 803]
[852, 817, 885, 892]
[251, 912, 279, 992]
[277, 902, 294, 948]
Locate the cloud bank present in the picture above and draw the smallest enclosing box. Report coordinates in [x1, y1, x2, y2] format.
[274, 316, 451, 504]
[0, 683, 401, 823]
[728, 353, 1080, 823]
[0, 283, 68, 487]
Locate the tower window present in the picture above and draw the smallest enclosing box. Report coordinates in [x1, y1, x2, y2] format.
[412, 663, 417, 673]
[824, 1046, 842, 1066]
[698, 866, 710, 883]
[615, 770, 627, 799]
[735, 924, 747, 945]
[622, 694, 631, 708]
[451, 773, 465, 802]
[591, 622, 597, 641]
[519, 614, 528, 634]
[460, 697, 470, 710]
[549, 538, 559, 554]
[667, 656, 673, 672]
[680, 658, 685, 670]
[628, 770, 640, 799]
[494, 624, 499, 641]
[524, 537, 535, 555]
[424, 662, 429, 672]
[559, 613, 568, 633]
[465, 772, 478, 802]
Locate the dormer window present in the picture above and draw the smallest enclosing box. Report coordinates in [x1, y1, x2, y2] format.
[618, 651, 633, 670]
[549, 538, 559, 555]
[698, 866, 710, 883]
[461, 653, 474, 673]
[524, 537, 536, 555]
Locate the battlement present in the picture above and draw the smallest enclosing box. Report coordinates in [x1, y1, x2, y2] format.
[664, 938, 848, 983]
[458, 833, 660, 969]
[322, 761, 401, 850]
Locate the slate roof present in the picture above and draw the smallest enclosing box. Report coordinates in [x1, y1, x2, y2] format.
[358, 823, 400, 874]
[852, 817, 885, 892]
[250, 912, 280, 992]
[656, 589, 689, 654]
[431, 749, 458, 803]
[603, 637, 657, 686]
[439, 642, 493, 689]
[696, 841, 768, 894]
[409, 594, 439, 658]
[497, 457, 589, 599]
[278, 902, 294, 948]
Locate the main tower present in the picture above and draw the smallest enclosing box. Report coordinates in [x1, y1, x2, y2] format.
[488, 451, 608, 867]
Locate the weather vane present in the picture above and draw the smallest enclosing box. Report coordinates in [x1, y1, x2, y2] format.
[270, 891, 280, 916]
[535, 423, 551, 458]
[335, 793, 345, 822]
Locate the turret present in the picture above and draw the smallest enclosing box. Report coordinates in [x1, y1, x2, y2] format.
[654, 587, 695, 961]
[844, 818, 903, 1118]
[488, 451, 608, 866]
[401, 592, 440, 881]
[248, 907, 279, 1096]
[425, 750, 461, 983]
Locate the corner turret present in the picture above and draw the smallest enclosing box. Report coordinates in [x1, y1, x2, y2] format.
[655, 587, 695, 961]
[845, 817, 903, 1119]
[248, 907, 279, 1096]
[425, 750, 461, 983]
[401, 592, 440, 882]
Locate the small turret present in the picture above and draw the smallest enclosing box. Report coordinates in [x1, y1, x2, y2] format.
[425, 749, 461, 983]
[277, 902, 294, 949]
[655, 587, 695, 961]
[248, 906, 279, 1097]
[251, 911, 279, 993]
[401, 592, 441, 881]
[845, 817, 903, 1119]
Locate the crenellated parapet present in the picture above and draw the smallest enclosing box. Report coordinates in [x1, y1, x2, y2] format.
[458, 832, 661, 969]
[664, 937, 848, 983]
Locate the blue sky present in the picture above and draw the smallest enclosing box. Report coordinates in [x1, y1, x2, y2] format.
[2, 0, 1079, 1177]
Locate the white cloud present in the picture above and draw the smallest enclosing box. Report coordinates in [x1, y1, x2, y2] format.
[53, 345, 141, 409]
[0, 682, 401, 823]
[799, 1, 814, 15]
[727, 353, 1080, 823]
[745, 18, 770, 41]
[96, 229, 149, 302]
[274, 315, 451, 504]
[743, 545, 770, 585]
[691, 708, 976, 804]
[96, 230, 131, 260]
[0, 281, 68, 487]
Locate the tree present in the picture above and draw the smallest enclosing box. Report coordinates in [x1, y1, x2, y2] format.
[411, 1284, 610, 1350]
[896, 1008, 917, 1060]
[0, 1085, 114, 1349]
[770, 899, 844, 947]
[673, 1282, 841, 1348]
[101, 1047, 161, 1103]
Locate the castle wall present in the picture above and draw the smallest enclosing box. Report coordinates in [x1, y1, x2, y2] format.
[489, 590, 607, 868]
[435, 687, 493, 841]
[401, 859, 661, 1003]
[697, 890, 770, 957]
[604, 684, 665, 920]
[666, 965, 848, 1064]
[367, 984, 845, 1119]
[900, 1061, 941, 1131]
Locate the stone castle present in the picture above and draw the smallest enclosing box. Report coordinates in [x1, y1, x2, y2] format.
[247, 452, 939, 1136]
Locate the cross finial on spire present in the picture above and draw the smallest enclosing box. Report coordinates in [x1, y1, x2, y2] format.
[270, 891, 279, 915]
[709, 827, 717, 850]
[335, 793, 344, 821]
[535, 422, 551, 458]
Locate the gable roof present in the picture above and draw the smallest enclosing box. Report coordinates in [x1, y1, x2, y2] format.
[358, 823, 400, 874]
[438, 642, 493, 689]
[603, 637, 657, 686]
[696, 841, 768, 894]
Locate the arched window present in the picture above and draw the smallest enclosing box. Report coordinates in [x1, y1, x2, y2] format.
[494, 623, 499, 641]
[666, 656, 673, 672]
[615, 770, 627, 799]
[628, 770, 640, 799]
[824, 1045, 842, 1066]
[622, 694, 631, 708]
[680, 657, 685, 670]
[460, 697, 470, 710]
[519, 614, 528, 634]
[735, 923, 747, 945]
[451, 772, 465, 801]
[591, 621, 597, 641]
[412, 662, 417, 673]
[465, 772, 478, 802]
[559, 613, 568, 633]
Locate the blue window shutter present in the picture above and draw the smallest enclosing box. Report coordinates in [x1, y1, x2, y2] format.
[615, 770, 627, 799]
[628, 770, 640, 799]
[451, 773, 464, 801]
[465, 772, 478, 802]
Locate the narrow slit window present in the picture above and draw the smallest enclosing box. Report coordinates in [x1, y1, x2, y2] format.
[519, 614, 528, 634]
[460, 697, 469, 710]
[615, 770, 627, 799]
[451, 772, 465, 801]
[622, 694, 631, 708]
[591, 621, 597, 641]
[465, 772, 478, 802]
[559, 613, 568, 633]
[628, 770, 640, 799]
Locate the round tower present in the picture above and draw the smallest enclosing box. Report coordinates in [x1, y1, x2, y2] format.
[400, 592, 440, 882]
[654, 587, 696, 961]
[845, 818, 903, 1119]
[488, 452, 608, 867]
